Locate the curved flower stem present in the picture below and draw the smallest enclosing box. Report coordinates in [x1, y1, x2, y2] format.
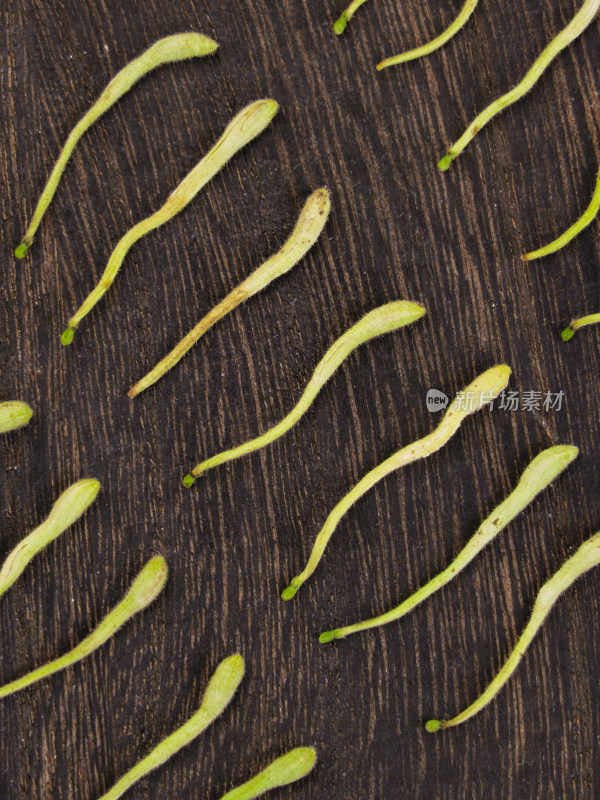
[219, 748, 316, 800]
[561, 312, 600, 341]
[524, 164, 600, 261]
[61, 99, 278, 345]
[128, 187, 329, 399]
[377, 0, 480, 70]
[98, 655, 245, 800]
[182, 301, 426, 485]
[320, 445, 578, 643]
[15, 34, 218, 259]
[0, 557, 167, 699]
[281, 364, 511, 601]
[438, 0, 600, 171]
[0, 479, 100, 599]
[425, 531, 600, 731]
[333, 0, 371, 34]
[0, 401, 33, 434]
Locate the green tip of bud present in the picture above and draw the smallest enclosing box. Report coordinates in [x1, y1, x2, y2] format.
[333, 15, 347, 34]
[319, 630, 337, 644]
[130, 556, 168, 609]
[281, 582, 299, 601]
[88, 479, 101, 498]
[61, 326, 75, 346]
[438, 154, 453, 172]
[425, 719, 442, 733]
[560, 327, 575, 342]
[15, 243, 29, 259]
[182, 474, 196, 488]
[296, 746, 317, 771]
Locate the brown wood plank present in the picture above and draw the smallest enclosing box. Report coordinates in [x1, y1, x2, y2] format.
[1, 0, 599, 797]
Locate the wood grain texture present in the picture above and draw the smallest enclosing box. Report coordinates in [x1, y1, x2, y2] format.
[1, 0, 599, 797]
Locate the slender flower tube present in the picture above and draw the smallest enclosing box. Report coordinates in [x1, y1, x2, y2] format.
[0, 401, 33, 434]
[438, 0, 600, 171]
[0, 479, 100, 599]
[0, 557, 167, 699]
[282, 365, 512, 600]
[333, 0, 371, 34]
[377, 0, 480, 70]
[219, 748, 317, 800]
[561, 312, 600, 341]
[524, 164, 600, 261]
[426, 531, 600, 731]
[61, 99, 279, 345]
[128, 187, 330, 398]
[15, 34, 218, 259]
[98, 654, 245, 800]
[182, 301, 426, 486]
[320, 445, 578, 643]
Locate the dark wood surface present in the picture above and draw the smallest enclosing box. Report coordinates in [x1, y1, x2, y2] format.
[1, 0, 599, 797]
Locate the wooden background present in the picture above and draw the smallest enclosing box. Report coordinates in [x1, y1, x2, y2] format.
[1, 0, 599, 797]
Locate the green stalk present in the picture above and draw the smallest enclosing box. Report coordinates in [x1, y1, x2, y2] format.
[561, 312, 600, 341]
[61, 99, 278, 345]
[183, 301, 426, 485]
[426, 531, 600, 730]
[15, 34, 218, 259]
[320, 445, 578, 643]
[128, 187, 330, 398]
[0, 479, 100, 599]
[525, 164, 600, 261]
[98, 655, 245, 800]
[377, 0, 480, 70]
[219, 748, 316, 800]
[282, 364, 511, 600]
[439, 0, 600, 170]
[0, 401, 33, 433]
[0, 557, 167, 699]
[333, 0, 371, 34]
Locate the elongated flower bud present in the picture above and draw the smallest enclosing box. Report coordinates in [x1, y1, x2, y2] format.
[426, 531, 600, 730]
[438, 0, 600, 170]
[183, 301, 425, 483]
[98, 654, 245, 800]
[0, 479, 100, 599]
[0, 556, 167, 699]
[377, 0, 480, 70]
[15, 33, 218, 258]
[320, 445, 578, 642]
[61, 99, 278, 345]
[219, 748, 317, 800]
[129, 186, 328, 397]
[0, 401, 33, 434]
[282, 365, 511, 600]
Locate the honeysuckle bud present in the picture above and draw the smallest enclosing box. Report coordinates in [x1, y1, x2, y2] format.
[320, 445, 578, 642]
[16, 34, 218, 259]
[0, 401, 33, 433]
[182, 301, 425, 485]
[426, 531, 600, 730]
[0, 557, 167, 699]
[438, 0, 600, 171]
[98, 654, 245, 800]
[61, 100, 278, 345]
[128, 186, 329, 399]
[282, 365, 512, 600]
